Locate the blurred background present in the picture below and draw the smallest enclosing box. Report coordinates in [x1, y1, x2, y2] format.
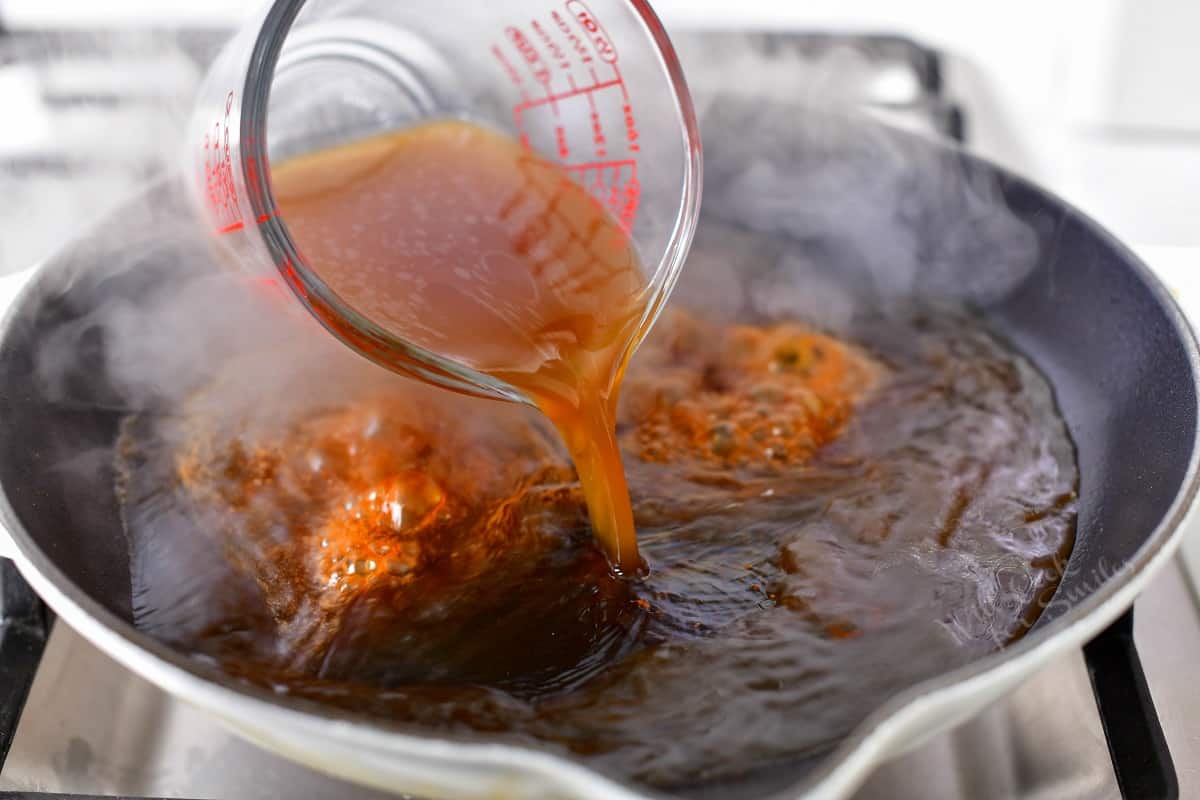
[1, 0, 1197, 275]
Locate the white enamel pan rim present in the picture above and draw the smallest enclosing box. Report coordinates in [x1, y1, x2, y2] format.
[0, 196, 1197, 800]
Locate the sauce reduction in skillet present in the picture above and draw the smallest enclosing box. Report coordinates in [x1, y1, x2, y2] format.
[118, 303, 1077, 788]
[270, 121, 647, 574]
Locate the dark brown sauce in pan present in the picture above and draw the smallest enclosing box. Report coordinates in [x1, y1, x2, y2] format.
[118, 307, 1076, 788]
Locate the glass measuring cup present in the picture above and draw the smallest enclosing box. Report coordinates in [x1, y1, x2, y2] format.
[188, 0, 702, 402]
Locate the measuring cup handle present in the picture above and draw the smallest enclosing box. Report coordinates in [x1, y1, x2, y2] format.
[0, 266, 40, 561]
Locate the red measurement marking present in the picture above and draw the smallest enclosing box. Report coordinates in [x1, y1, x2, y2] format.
[623, 105, 639, 151]
[512, 104, 533, 155]
[618, 172, 640, 230]
[565, 0, 618, 63]
[202, 91, 244, 236]
[611, 62, 630, 103]
[256, 213, 273, 224]
[562, 159, 639, 233]
[513, 78, 622, 112]
[496, 5, 639, 229]
[563, 158, 637, 172]
[584, 79, 598, 111]
[491, 44, 524, 87]
[590, 110, 607, 157]
[506, 26, 551, 85]
[606, 180, 621, 211]
[531, 19, 569, 70]
[555, 124, 570, 159]
[552, 9, 593, 64]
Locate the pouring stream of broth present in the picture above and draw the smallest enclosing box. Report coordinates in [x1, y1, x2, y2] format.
[272, 120, 646, 573]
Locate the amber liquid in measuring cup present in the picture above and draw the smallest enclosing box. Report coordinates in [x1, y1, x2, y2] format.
[272, 121, 646, 573]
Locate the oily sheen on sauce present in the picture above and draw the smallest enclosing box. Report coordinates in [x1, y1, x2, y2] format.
[118, 123, 1078, 789]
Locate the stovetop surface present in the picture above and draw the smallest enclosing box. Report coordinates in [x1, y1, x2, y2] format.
[0, 25, 1197, 800]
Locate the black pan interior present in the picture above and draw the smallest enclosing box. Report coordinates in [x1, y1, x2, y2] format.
[0, 104, 1194, 797]
[984, 178, 1196, 624]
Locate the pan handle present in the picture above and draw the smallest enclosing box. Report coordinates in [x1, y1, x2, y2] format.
[0, 267, 39, 562]
[0, 497, 17, 559]
[0, 511, 16, 559]
[1083, 607, 1178, 800]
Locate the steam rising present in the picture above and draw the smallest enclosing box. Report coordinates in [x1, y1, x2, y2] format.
[668, 33, 1039, 332]
[673, 94, 1038, 336]
[18, 30, 1042, 427]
